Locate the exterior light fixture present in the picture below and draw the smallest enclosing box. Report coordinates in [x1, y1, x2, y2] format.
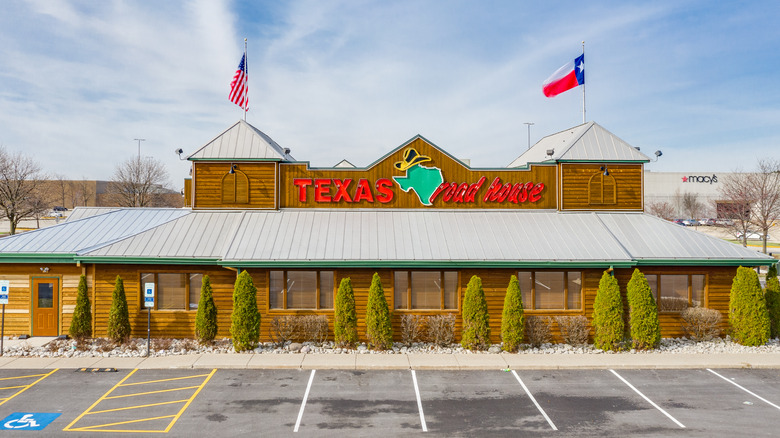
[600, 165, 609, 176]
[229, 164, 238, 174]
[40, 267, 49, 273]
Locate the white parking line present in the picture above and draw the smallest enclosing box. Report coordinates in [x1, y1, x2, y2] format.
[707, 368, 780, 411]
[411, 370, 427, 432]
[610, 369, 685, 428]
[294, 369, 316, 432]
[511, 370, 558, 430]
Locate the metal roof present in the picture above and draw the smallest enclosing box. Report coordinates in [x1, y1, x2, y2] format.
[0, 209, 189, 255]
[65, 207, 121, 222]
[81, 211, 243, 260]
[0, 208, 772, 267]
[508, 122, 651, 168]
[187, 120, 295, 161]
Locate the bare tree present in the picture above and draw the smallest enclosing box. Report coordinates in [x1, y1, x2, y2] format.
[749, 159, 780, 253]
[0, 148, 48, 235]
[646, 201, 676, 220]
[71, 178, 94, 207]
[681, 192, 704, 222]
[53, 173, 70, 208]
[719, 161, 780, 252]
[107, 157, 173, 207]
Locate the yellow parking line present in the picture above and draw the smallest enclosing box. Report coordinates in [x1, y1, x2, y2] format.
[164, 368, 216, 433]
[0, 372, 49, 381]
[64, 368, 217, 434]
[88, 399, 190, 415]
[63, 368, 138, 431]
[103, 385, 200, 400]
[120, 373, 211, 387]
[0, 369, 57, 407]
[0, 385, 29, 391]
[69, 415, 176, 432]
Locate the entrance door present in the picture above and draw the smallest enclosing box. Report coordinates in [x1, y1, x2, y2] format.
[32, 278, 58, 336]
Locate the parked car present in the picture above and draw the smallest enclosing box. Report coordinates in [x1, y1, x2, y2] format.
[699, 218, 715, 226]
[52, 206, 68, 212]
[673, 219, 685, 226]
[681, 219, 696, 226]
[737, 231, 761, 239]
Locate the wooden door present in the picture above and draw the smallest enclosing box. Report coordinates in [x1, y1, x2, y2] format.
[32, 278, 58, 336]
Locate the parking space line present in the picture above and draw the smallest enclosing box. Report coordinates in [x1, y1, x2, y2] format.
[294, 369, 316, 433]
[411, 370, 427, 432]
[104, 385, 201, 400]
[89, 399, 190, 415]
[121, 374, 212, 387]
[707, 368, 780, 411]
[610, 369, 685, 428]
[0, 369, 58, 407]
[63, 368, 217, 433]
[511, 370, 557, 431]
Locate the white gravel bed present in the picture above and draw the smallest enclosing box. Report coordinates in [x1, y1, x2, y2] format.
[2, 336, 780, 358]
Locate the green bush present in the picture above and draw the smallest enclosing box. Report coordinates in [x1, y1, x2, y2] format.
[765, 264, 780, 339]
[195, 275, 218, 343]
[365, 273, 393, 350]
[592, 271, 624, 351]
[729, 266, 770, 346]
[230, 271, 260, 352]
[68, 274, 92, 340]
[501, 275, 525, 352]
[626, 269, 660, 350]
[334, 277, 358, 347]
[461, 275, 491, 350]
[106, 276, 131, 343]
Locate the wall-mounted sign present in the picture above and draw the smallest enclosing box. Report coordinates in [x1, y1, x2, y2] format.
[282, 140, 556, 209]
[144, 284, 155, 308]
[0, 280, 8, 305]
[682, 174, 718, 184]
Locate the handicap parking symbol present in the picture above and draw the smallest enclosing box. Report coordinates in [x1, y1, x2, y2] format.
[0, 412, 61, 431]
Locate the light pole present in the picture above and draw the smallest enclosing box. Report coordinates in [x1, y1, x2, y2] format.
[134, 138, 146, 161]
[523, 122, 534, 150]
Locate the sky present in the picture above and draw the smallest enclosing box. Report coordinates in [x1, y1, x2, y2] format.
[1, 0, 779, 188]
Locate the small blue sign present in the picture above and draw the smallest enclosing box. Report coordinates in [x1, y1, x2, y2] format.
[0, 412, 61, 430]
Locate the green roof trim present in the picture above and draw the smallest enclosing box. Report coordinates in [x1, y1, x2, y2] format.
[74, 257, 222, 265]
[0, 254, 77, 264]
[635, 259, 773, 267]
[219, 260, 637, 269]
[190, 158, 282, 162]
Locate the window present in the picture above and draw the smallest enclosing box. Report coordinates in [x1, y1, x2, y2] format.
[645, 273, 706, 312]
[518, 271, 582, 310]
[141, 272, 203, 311]
[269, 271, 334, 310]
[394, 271, 458, 310]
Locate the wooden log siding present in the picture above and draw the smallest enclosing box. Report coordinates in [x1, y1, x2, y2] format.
[82, 264, 740, 343]
[559, 163, 643, 211]
[0, 265, 82, 337]
[278, 138, 558, 210]
[91, 265, 238, 339]
[192, 161, 276, 209]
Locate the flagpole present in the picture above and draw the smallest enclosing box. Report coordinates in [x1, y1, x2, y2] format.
[244, 38, 248, 122]
[582, 40, 586, 124]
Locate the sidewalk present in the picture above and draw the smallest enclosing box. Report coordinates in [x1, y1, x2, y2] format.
[1, 337, 780, 370]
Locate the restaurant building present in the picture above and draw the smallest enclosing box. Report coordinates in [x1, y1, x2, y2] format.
[0, 121, 773, 342]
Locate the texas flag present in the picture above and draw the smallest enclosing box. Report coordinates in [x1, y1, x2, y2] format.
[542, 54, 585, 98]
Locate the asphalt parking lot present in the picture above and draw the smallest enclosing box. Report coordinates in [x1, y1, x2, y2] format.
[0, 368, 778, 436]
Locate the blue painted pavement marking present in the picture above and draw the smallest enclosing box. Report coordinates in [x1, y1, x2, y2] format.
[0, 412, 61, 431]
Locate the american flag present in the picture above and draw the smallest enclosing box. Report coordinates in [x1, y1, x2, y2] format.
[229, 54, 248, 110]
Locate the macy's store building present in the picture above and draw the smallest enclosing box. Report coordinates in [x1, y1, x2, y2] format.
[0, 121, 772, 341]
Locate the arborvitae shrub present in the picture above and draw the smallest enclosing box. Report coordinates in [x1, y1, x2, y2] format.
[106, 276, 131, 343]
[729, 266, 770, 346]
[365, 273, 393, 350]
[765, 264, 780, 338]
[592, 271, 624, 351]
[334, 277, 358, 347]
[501, 275, 525, 352]
[195, 275, 218, 343]
[626, 269, 661, 350]
[461, 275, 491, 350]
[230, 271, 260, 352]
[68, 275, 92, 340]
